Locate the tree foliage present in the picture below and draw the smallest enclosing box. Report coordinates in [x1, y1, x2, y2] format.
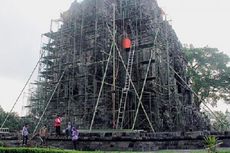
[0, 106, 36, 132]
[212, 111, 230, 132]
[183, 46, 230, 107]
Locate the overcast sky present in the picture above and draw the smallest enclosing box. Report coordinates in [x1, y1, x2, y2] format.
[0, 0, 230, 115]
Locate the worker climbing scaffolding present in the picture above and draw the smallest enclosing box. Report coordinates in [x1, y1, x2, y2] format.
[122, 37, 132, 51]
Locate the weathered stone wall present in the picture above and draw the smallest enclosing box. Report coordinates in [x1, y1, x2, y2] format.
[2, 131, 230, 151]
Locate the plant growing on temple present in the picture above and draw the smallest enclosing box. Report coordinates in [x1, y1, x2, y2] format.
[183, 46, 230, 108]
[204, 135, 218, 153]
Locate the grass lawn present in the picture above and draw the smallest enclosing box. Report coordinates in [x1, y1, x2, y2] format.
[1, 147, 230, 153]
[155, 148, 230, 153]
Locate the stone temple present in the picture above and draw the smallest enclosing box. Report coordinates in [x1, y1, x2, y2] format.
[29, 0, 210, 132]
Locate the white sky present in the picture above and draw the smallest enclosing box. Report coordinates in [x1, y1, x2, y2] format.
[0, 0, 230, 115]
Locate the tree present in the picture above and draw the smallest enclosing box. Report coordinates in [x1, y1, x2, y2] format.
[0, 106, 4, 113]
[212, 111, 230, 131]
[0, 107, 36, 132]
[183, 46, 230, 107]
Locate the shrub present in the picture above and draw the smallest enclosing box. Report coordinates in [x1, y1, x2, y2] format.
[204, 135, 218, 153]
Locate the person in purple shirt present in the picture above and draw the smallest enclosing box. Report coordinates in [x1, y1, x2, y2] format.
[71, 127, 79, 150]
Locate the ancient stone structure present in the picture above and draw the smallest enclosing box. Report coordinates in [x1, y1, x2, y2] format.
[2, 131, 230, 151]
[29, 0, 210, 132]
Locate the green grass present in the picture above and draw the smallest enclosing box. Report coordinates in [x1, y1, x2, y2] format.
[0, 147, 97, 153]
[1, 147, 230, 153]
[155, 149, 230, 153]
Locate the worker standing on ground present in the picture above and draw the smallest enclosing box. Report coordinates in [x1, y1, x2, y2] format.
[22, 123, 29, 146]
[39, 124, 48, 146]
[65, 122, 72, 138]
[54, 115, 62, 136]
[71, 127, 79, 150]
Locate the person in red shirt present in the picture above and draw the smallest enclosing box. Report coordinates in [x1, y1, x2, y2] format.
[54, 115, 62, 136]
[122, 37, 132, 51]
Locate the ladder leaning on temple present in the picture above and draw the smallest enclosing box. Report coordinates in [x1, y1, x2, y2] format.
[116, 22, 136, 130]
[116, 46, 135, 129]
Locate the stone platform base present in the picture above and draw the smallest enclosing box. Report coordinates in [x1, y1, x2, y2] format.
[2, 131, 230, 151]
